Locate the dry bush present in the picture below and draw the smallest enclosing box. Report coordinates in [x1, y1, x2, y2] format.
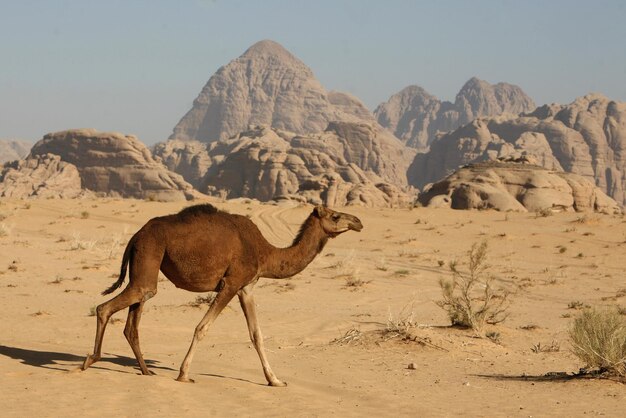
[569, 307, 626, 376]
[382, 301, 418, 341]
[70, 232, 97, 251]
[436, 241, 510, 335]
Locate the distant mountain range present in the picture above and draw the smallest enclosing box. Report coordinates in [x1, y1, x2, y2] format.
[374, 78, 536, 150]
[2, 40, 623, 210]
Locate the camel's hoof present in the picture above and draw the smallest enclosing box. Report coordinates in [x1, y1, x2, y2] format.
[176, 375, 195, 383]
[141, 369, 156, 376]
[81, 354, 100, 371]
[268, 380, 287, 387]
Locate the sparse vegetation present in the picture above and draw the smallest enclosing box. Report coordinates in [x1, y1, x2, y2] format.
[70, 232, 97, 251]
[0, 222, 12, 237]
[393, 269, 410, 276]
[569, 307, 626, 376]
[531, 340, 560, 353]
[436, 241, 511, 335]
[188, 293, 217, 308]
[568, 300, 585, 310]
[535, 207, 553, 218]
[486, 331, 501, 343]
[80, 211, 90, 219]
[383, 301, 418, 340]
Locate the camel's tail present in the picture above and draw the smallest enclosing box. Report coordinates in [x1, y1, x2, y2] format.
[101, 235, 136, 296]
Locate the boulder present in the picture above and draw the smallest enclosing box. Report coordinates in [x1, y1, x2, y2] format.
[0, 153, 82, 198]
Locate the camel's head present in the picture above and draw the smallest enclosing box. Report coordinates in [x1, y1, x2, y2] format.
[313, 206, 363, 237]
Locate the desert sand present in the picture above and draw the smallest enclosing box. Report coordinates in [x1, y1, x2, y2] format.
[1, 198, 625, 417]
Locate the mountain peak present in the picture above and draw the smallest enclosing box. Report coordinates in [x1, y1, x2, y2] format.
[241, 39, 298, 62]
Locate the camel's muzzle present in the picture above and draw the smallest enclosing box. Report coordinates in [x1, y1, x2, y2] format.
[349, 217, 363, 232]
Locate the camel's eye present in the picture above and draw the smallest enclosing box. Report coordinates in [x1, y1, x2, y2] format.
[331, 214, 340, 222]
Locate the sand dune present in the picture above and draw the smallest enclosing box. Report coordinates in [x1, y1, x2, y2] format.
[1, 198, 625, 416]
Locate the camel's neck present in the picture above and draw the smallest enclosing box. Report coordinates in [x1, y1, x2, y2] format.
[261, 216, 328, 279]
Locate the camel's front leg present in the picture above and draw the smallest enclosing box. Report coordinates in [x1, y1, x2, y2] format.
[238, 284, 287, 387]
[176, 286, 237, 383]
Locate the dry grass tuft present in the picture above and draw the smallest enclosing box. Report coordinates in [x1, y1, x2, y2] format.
[436, 241, 511, 336]
[330, 327, 364, 345]
[0, 222, 13, 237]
[188, 293, 217, 308]
[569, 307, 626, 376]
[531, 340, 560, 353]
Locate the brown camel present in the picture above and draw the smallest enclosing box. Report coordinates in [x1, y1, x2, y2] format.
[81, 203, 362, 385]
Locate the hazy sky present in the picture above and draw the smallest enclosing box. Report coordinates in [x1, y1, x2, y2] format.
[2, 0, 625, 144]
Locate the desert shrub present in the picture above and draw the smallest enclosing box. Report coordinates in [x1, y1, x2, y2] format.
[436, 241, 510, 335]
[569, 307, 626, 376]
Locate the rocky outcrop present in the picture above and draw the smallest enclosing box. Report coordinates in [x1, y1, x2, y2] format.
[28, 129, 199, 201]
[170, 123, 415, 207]
[408, 94, 626, 206]
[0, 153, 83, 198]
[374, 78, 535, 149]
[417, 161, 620, 214]
[0, 139, 31, 164]
[170, 40, 374, 143]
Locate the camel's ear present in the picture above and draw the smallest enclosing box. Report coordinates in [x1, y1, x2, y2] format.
[313, 205, 329, 218]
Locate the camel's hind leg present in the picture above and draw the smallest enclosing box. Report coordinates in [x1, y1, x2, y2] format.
[124, 300, 154, 375]
[176, 283, 238, 383]
[82, 287, 146, 371]
[82, 241, 161, 372]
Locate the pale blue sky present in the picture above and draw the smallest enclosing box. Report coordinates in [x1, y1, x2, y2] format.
[1, 0, 625, 144]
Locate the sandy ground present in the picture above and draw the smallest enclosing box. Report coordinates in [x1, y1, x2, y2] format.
[0, 197, 625, 417]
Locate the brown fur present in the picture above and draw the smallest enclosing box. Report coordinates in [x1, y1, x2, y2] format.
[81, 203, 362, 385]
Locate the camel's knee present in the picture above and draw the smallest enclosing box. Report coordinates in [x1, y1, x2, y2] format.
[142, 289, 156, 302]
[96, 304, 110, 322]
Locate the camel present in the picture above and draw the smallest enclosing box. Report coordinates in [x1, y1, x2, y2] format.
[81, 203, 362, 385]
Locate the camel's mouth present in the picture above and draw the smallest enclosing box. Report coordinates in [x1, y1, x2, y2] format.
[349, 219, 363, 232]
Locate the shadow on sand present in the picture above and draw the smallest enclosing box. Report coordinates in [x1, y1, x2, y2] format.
[476, 371, 624, 383]
[0, 344, 175, 373]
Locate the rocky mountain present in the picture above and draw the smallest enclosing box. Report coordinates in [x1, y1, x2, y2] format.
[170, 40, 374, 143]
[157, 122, 415, 207]
[0, 139, 31, 164]
[408, 94, 626, 206]
[417, 160, 620, 214]
[5, 129, 200, 200]
[374, 77, 535, 149]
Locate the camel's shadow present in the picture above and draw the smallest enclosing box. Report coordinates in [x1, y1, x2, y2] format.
[0, 344, 174, 373]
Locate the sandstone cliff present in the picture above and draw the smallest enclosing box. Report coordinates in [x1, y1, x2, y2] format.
[24, 129, 199, 201]
[375, 77, 535, 149]
[159, 123, 415, 207]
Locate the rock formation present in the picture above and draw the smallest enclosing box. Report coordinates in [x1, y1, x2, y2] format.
[0, 139, 31, 164]
[170, 40, 374, 143]
[408, 94, 626, 206]
[159, 123, 415, 207]
[0, 153, 83, 198]
[417, 161, 620, 214]
[374, 77, 535, 149]
[24, 129, 199, 201]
